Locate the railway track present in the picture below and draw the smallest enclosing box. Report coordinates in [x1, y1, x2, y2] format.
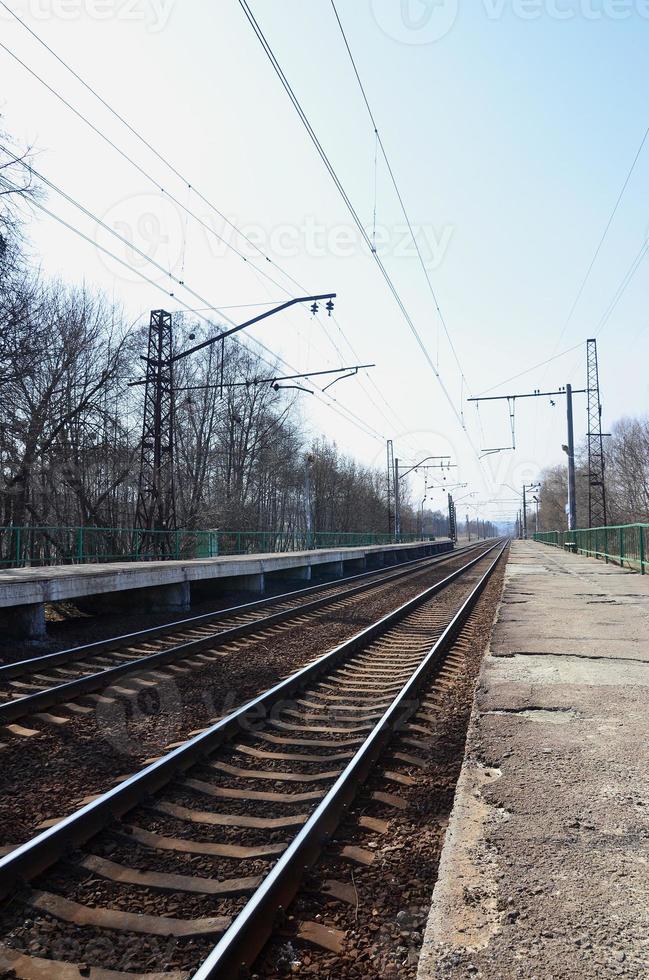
[0, 540, 506, 980]
[0, 542, 484, 728]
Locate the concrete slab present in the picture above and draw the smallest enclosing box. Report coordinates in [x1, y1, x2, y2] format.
[418, 541, 649, 980]
[0, 540, 450, 608]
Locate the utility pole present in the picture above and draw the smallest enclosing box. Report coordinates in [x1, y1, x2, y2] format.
[386, 440, 395, 539]
[565, 384, 577, 532]
[586, 338, 607, 528]
[134, 311, 176, 555]
[394, 458, 401, 539]
[448, 494, 457, 543]
[466, 513, 471, 541]
[523, 484, 527, 540]
[304, 454, 313, 548]
[522, 482, 540, 540]
[468, 384, 585, 533]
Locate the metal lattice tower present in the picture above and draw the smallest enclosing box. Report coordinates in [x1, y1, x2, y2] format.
[386, 439, 395, 538]
[586, 338, 607, 528]
[134, 310, 177, 551]
[448, 493, 457, 543]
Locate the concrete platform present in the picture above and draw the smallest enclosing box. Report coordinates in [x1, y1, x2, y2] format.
[0, 539, 451, 639]
[419, 540, 649, 980]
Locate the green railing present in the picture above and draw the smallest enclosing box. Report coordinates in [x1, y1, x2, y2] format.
[534, 524, 649, 574]
[0, 525, 436, 569]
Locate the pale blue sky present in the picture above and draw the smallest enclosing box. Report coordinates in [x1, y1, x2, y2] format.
[2, 0, 649, 525]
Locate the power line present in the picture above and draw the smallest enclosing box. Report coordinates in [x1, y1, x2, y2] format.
[0, 174, 191, 303]
[176, 302, 293, 312]
[0, 38, 301, 301]
[0, 4, 371, 384]
[0, 170, 386, 444]
[594, 237, 649, 337]
[327, 313, 421, 453]
[236, 249, 403, 444]
[5, 148, 361, 423]
[0, 1, 298, 282]
[239, 0, 486, 472]
[556, 231, 649, 401]
[328, 0, 479, 453]
[553, 120, 649, 351]
[0, 9, 403, 447]
[329, 0, 474, 402]
[1, 6, 437, 450]
[0, 145, 250, 329]
[535, 121, 649, 458]
[475, 341, 585, 397]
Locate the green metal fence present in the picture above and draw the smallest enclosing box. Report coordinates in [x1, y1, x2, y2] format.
[0, 525, 436, 569]
[534, 524, 648, 574]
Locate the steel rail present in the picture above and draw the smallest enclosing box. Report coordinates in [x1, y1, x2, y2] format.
[194, 540, 507, 978]
[0, 541, 503, 900]
[0, 545, 484, 725]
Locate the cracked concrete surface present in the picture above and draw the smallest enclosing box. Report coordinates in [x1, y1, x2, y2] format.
[418, 541, 649, 979]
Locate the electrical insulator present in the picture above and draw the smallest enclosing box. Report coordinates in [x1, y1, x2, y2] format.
[326, 299, 335, 316]
[311, 302, 319, 316]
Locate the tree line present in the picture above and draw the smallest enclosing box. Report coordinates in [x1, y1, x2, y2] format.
[537, 416, 649, 532]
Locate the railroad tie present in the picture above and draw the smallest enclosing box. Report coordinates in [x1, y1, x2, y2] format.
[62, 702, 94, 716]
[122, 824, 286, 859]
[382, 769, 416, 787]
[152, 799, 308, 830]
[371, 789, 408, 810]
[337, 844, 375, 866]
[234, 742, 355, 763]
[0, 944, 190, 980]
[78, 854, 262, 897]
[282, 919, 346, 954]
[358, 814, 390, 834]
[3, 723, 40, 738]
[209, 759, 341, 783]
[28, 890, 231, 937]
[182, 777, 324, 804]
[80, 693, 116, 705]
[254, 730, 366, 748]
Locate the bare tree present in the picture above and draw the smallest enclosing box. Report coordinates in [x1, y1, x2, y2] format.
[0, 120, 41, 269]
[538, 417, 649, 531]
[1, 281, 132, 530]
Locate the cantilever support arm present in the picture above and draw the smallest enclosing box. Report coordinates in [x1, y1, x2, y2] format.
[171, 294, 337, 364]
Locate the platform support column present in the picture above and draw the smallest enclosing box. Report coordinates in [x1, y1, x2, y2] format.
[236, 573, 265, 593]
[0, 602, 47, 640]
